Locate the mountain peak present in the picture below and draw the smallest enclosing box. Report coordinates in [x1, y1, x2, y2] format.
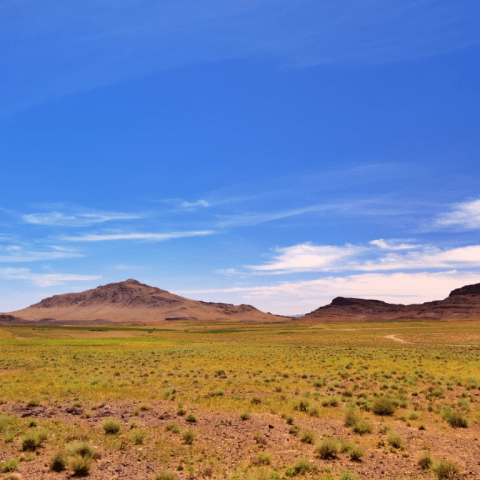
[449, 283, 480, 297]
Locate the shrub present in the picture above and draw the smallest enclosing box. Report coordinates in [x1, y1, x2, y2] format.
[240, 412, 251, 421]
[442, 408, 468, 428]
[186, 413, 197, 423]
[252, 453, 271, 466]
[68, 455, 92, 476]
[353, 419, 373, 435]
[283, 414, 294, 425]
[102, 418, 121, 434]
[182, 428, 196, 444]
[284, 458, 316, 477]
[387, 431, 404, 449]
[154, 472, 176, 480]
[165, 423, 180, 433]
[433, 459, 460, 479]
[0, 415, 11, 432]
[65, 440, 95, 459]
[344, 408, 359, 427]
[50, 452, 67, 472]
[418, 452, 432, 471]
[2, 459, 19, 473]
[349, 445, 364, 462]
[372, 398, 396, 416]
[339, 470, 358, 480]
[315, 438, 339, 459]
[251, 397, 262, 405]
[300, 430, 315, 444]
[176, 405, 186, 416]
[21, 430, 47, 452]
[130, 428, 146, 445]
[253, 432, 267, 445]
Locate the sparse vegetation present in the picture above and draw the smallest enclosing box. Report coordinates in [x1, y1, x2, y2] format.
[0, 321, 478, 478]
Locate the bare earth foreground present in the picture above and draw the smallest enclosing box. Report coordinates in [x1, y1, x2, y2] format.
[0, 320, 480, 480]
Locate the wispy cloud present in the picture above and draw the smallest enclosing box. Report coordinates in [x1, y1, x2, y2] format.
[63, 230, 214, 242]
[435, 199, 480, 230]
[23, 210, 143, 227]
[0, 245, 82, 263]
[369, 239, 419, 251]
[0, 267, 100, 287]
[180, 200, 210, 209]
[246, 241, 480, 274]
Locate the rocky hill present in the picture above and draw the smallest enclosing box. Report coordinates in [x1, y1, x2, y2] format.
[304, 282, 480, 322]
[6, 279, 287, 325]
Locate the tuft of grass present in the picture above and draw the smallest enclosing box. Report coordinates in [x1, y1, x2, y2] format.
[253, 432, 267, 445]
[186, 413, 197, 423]
[315, 438, 339, 459]
[165, 423, 180, 434]
[68, 455, 92, 476]
[339, 470, 358, 480]
[418, 452, 432, 471]
[433, 459, 461, 479]
[21, 430, 48, 451]
[442, 408, 468, 428]
[130, 428, 146, 445]
[154, 471, 176, 480]
[2, 459, 19, 473]
[240, 412, 251, 421]
[182, 428, 196, 444]
[348, 445, 364, 462]
[300, 430, 315, 444]
[372, 397, 396, 416]
[252, 453, 271, 466]
[387, 430, 404, 449]
[102, 417, 121, 434]
[50, 452, 67, 472]
[284, 457, 317, 477]
[65, 440, 95, 459]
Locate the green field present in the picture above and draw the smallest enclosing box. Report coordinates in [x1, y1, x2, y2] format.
[1, 320, 479, 479]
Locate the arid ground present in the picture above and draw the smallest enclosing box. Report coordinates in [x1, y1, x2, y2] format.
[1, 320, 479, 480]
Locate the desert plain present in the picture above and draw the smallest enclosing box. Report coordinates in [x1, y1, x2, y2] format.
[1, 281, 480, 480]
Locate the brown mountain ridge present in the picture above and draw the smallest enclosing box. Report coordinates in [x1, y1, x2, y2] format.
[304, 281, 480, 322]
[5, 279, 286, 325]
[2, 279, 480, 325]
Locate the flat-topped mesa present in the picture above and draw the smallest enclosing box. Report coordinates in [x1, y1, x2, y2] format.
[330, 297, 392, 307]
[449, 283, 480, 297]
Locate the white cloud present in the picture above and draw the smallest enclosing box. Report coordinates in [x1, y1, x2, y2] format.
[180, 200, 210, 209]
[63, 230, 214, 242]
[0, 245, 82, 262]
[0, 267, 100, 287]
[23, 210, 143, 226]
[246, 241, 480, 274]
[436, 199, 480, 230]
[248, 243, 365, 273]
[178, 271, 480, 315]
[369, 239, 419, 250]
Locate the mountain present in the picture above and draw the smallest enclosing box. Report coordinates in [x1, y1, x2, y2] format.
[5, 279, 287, 325]
[303, 282, 480, 322]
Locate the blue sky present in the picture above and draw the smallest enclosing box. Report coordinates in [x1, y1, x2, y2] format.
[1, 0, 480, 315]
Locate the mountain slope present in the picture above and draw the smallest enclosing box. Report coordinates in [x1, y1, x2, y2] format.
[8, 279, 287, 324]
[304, 282, 480, 321]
